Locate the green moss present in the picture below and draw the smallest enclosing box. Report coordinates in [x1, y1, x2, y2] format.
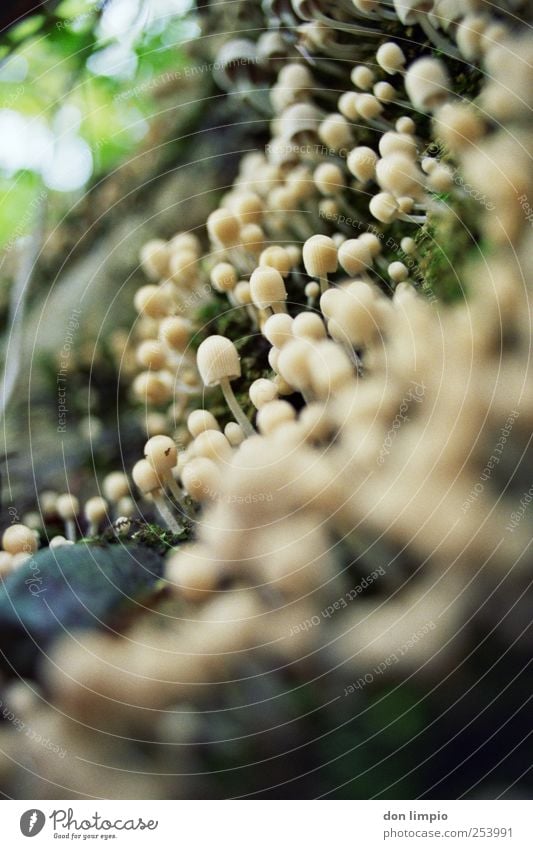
[101, 519, 193, 553]
[415, 201, 482, 303]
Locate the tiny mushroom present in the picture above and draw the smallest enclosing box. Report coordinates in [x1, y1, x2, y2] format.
[196, 335, 255, 437]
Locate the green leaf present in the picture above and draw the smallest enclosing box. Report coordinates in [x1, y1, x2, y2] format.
[0, 171, 43, 253]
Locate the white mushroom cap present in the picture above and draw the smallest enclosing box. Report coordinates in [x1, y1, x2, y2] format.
[292, 312, 326, 341]
[56, 494, 80, 521]
[102, 472, 129, 503]
[192, 430, 233, 463]
[303, 234, 338, 278]
[133, 285, 171, 319]
[259, 245, 292, 277]
[396, 116, 416, 135]
[278, 62, 314, 90]
[393, 0, 431, 25]
[250, 267, 287, 310]
[229, 190, 264, 224]
[159, 316, 191, 352]
[39, 490, 59, 518]
[378, 131, 417, 159]
[256, 400, 297, 435]
[132, 459, 162, 495]
[262, 313, 293, 348]
[206, 209, 240, 246]
[197, 336, 241, 387]
[358, 233, 382, 257]
[433, 102, 485, 152]
[136, 340, 167, 371]
[405, 57, 451, 112]
[313, 162, 345, 195]
[400, 236, 416, 254]
[168, 249, 198, 286]
[338, 238, 373, 276]
[347, 146, 378, 183]
[374, 81, 396, 103]
[144, 435, 178, 474]
[224, 422, 245, 446]
[338, 91, 359, 121]
[376, 153, 424, 197]
[168, 231, 201, 255]
[187, 409, 221, 437]
[165, 544, 219, 602]
[2, 524, 38, 555]
[309, 340, 354, 398]
[318, 113, 353, 151]
[249, 378, 279, 409]
[0, 551, 14, 576]
[355, 93, 383, 121]
[210, 262, 238, 293]
[84, 497, 108, 527]
[277, 339, 314, 393]
[351, 65, 375, 90]
[139, 239, 169, 280]
[49, 536, 74, 549]
[117, 497, 136, 518]
[240, 224, 264, 254]
[376, 42, 406, 74]
[181, 457, 222, 502]
[427, 164, 454, 192]
[132, 372, 172, 405]
[388, 261, 409, 283]
[326, 285, 382, 347]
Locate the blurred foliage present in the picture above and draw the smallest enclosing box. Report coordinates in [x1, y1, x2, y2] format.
[0, 0, 196, 256]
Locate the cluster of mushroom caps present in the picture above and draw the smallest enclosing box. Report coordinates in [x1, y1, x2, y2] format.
[0, 477, 139, 578]
[117, 13, 533, 634]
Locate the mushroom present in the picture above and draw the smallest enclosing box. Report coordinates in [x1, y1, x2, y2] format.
[102, 472, 130, 507]
[262, 313, 294, 348]
[224, 422, 246, 447]
[56, 494, 80, 542]
[303, 234, 338, 293]
[139, 239, 169, 280]
[404, 57, 452, 114]
[165, 544, 220, 602]
[144, 435, 185, 506]
[249, 266, 288, 313]
[181, 457, 222, 503]
[351, 64, 375, 90]
[2, 524, 38, 556]
[132, 459, 181, 534]
[376, 41, 406, 75]
[196, 336, 255, 436]
[84, 497, 108, 537]
[187, 409, 221, 438]
[347, 145, 378, 183]
[249, 378, 279, 410]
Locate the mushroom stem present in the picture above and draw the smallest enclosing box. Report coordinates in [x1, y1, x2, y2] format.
[418, 16, 460, 59]
[398, 213, 428, 224]
[319, 274, 329, 294]
[163, 473, 193, 518]
[220, 377, 256, 437]
[152, 493, 182, 534]
[64, 519, 76, 542]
